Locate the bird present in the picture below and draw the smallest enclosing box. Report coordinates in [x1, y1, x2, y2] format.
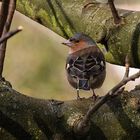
[62, 33, 106, 100]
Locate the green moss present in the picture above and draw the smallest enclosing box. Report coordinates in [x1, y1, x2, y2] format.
[17, 0, 35, 19]
[98, 44, 116, 64]
[36, 8, 52, 27]
[16, 0, 140, 67]
[51, 16, 57, 28]
[16, 0, 75, 38]
[64, 25, 74, 37]
[105, 52, 116, 64]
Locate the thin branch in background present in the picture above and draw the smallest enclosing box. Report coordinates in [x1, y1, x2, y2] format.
[75, 56, 140, 134]
[0, 0, 16, 79]
[108, 0, 121, 24]
[2, 0, 16, 34]
[0, 0, 10, 37]
[0, 26, 23, 44]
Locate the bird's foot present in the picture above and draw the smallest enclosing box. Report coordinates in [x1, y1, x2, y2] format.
[77, 95, 81, 100]
[89, 95, 99, 102]
[77, 96, 85, 100]
[76, 88, 83, 100]
[113, 17, 125, 27]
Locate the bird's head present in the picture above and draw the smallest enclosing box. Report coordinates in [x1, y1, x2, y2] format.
[62, 33, 96, 53]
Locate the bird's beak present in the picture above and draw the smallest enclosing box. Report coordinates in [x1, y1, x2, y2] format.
[62, 39, 74, 47]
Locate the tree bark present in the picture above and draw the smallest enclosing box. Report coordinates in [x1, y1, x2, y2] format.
[16, 0, 140, 68]
[0, 81, 140, 139]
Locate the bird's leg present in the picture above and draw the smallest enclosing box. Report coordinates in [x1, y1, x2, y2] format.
[76, 88, 81, 100]
[90, 89, 98, 101]
[108, 0, 121, 25]
[76, 79, 81, 100]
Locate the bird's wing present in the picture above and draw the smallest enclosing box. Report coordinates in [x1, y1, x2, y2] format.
[66, 51, 105, 79]
[85, 54, 105, 76]
[66, 56, 83, 78]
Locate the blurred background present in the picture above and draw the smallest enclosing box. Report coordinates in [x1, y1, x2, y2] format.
[4, 1, 140, 100]
[115, 0, 140, 11]
[97, 0, 140, 11]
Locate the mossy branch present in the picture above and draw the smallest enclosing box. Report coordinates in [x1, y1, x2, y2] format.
[16, 0, 140, 68]
[0, 81, 140, 139]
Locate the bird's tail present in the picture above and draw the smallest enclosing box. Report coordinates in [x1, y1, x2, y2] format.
[78, 79, 90, 90]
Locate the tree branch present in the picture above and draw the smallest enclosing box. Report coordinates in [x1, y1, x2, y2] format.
[124, 54, 130, 79]
[0, 0, 16, 78]
[108, 0, 121, 24]
[0, 26, 23, 44]
[0, 80, 140, 139]
[16, 0, 140, 68]
[0, 0, 10, 37]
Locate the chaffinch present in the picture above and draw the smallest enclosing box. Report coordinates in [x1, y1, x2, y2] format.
[62, 33, 106, 100]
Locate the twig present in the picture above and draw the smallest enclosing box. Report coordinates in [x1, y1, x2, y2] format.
[0, 0, 16, 78]
[75, 56, 140, 134]
[0, 26, 23, 44]
[124, 54, 130, 79]
[84, 70, 140, 121]
[108, 0, 121, 24]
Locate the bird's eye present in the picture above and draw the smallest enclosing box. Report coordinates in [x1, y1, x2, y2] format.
[69, 38, 80, 43]
[75, 40, 80, 43]
[69, 38, 74, 42]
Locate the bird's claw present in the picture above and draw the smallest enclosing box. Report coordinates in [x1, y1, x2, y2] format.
[89, 95, 99, 102]
[76, 95, 85, 100]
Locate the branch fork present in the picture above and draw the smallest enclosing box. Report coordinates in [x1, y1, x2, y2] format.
[0, 0, 17, 78]
[74, 55, 140, 135]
